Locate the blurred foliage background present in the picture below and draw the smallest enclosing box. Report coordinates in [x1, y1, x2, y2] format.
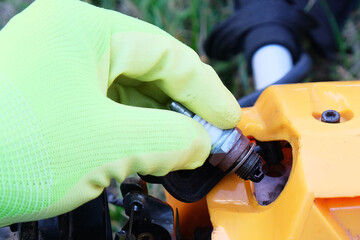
[3, 0, 360, 98]
[1, 0, 360, 231]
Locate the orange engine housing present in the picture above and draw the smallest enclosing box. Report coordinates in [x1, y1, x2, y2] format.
[167, 81, 360, 239]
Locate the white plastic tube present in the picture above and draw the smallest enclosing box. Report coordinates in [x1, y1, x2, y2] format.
[252, 44, 293, 90]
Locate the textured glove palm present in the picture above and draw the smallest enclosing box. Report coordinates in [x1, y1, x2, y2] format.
[0, 0, 241, 226]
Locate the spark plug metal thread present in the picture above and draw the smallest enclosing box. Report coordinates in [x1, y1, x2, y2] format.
[169, 101, 264, 182]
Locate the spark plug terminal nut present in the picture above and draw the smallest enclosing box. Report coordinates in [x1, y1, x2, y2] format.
[169, 101, 264, 182]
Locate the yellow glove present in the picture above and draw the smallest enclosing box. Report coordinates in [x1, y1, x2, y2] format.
[0, 0, 241, 226]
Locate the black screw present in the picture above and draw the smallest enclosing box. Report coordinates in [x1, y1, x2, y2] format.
[321, 110, 340, 123]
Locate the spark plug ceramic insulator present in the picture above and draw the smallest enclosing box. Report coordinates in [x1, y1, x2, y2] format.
[169, 101, 264, 182]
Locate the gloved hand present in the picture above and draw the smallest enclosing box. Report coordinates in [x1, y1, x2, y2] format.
[0, 0, 241, 226]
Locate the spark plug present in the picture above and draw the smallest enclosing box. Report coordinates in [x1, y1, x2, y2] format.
[169, 101, 264, 182]
[140, 101, 264, 202]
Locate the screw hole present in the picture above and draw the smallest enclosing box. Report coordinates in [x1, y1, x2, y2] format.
[326, 112, 335, 117]
[137, 233, 154, 240]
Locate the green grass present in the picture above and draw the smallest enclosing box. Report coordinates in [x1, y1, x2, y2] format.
[2, 0, 360, 86]
[5, 0, 360, 93]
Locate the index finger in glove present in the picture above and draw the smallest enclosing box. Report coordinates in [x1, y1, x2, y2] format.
[106, 13, 241, 129]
